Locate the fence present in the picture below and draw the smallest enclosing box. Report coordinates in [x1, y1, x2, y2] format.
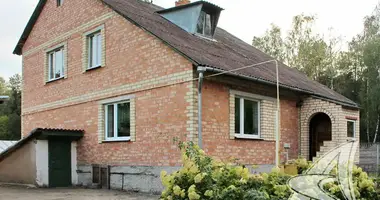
[359, 143, 380, 176]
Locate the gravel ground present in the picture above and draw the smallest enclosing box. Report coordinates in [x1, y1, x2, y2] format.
[0, 185, 159, 200]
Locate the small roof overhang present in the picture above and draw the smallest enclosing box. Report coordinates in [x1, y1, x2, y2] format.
[35, 128, 84, 140]
[0, 128, 83, 162]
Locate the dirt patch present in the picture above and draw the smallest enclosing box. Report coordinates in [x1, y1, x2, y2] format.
[0, 185, 159, 200]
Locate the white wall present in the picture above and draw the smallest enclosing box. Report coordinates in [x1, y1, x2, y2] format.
[71, 141, 78, 185]
[35, 140, 48, 187]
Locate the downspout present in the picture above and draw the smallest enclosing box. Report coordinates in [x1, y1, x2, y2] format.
[197, 66, 207, 149]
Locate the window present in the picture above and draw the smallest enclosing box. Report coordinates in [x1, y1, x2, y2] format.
[57, 0, 63, 6]
[235, 97, 260, 138]
[105, 101, 131, 141]
[47, 47, 64, 81]
[196, 11, 212, 37]
[347, 120, 355, 137]
[87, 32, 102, 69]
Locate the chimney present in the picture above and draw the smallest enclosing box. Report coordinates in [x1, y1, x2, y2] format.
[175, 0, 190, 6]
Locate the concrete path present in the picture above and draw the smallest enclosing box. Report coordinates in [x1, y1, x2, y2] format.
[0, 185, 159, 200]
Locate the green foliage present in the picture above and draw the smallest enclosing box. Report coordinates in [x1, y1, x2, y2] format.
[252, 6, 380, 143]
[161, 143, 378, 200]
[0, 74, 21, 140]
[0, 116, 9, 140]
[252, 14, 339, 86]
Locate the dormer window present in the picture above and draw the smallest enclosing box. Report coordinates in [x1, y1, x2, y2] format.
[196, 11, 212, 37]
[57, 0, 63, 7]
[158, 1, 223, 39]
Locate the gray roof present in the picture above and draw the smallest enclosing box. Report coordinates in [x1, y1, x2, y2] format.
[13, 0, 358, 108]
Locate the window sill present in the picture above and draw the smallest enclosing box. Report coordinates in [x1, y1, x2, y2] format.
[86, 65, 102, 72]
[234, 134, 263, 140]
[46, 77, 64, 83]
[103, 137, 131, 143]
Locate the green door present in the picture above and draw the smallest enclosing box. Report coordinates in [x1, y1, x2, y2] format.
[48, 139, 72, 187]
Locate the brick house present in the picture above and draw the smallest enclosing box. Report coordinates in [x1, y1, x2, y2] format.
[7, 0, 359, 192]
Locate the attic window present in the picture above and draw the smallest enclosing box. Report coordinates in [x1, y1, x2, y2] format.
[196, 11, 213, 37]
[57, 0, 63, 7]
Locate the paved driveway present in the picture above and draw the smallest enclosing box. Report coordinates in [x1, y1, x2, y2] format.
[0, 185, 159, 200]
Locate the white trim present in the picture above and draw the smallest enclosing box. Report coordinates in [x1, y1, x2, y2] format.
[71, 141, 78, 185]
[103, 100, 131, 141]
[347, 120, 356, 138]
[46, 45, 66, 82]
[98, 94, 135, 105]
[35, 140, 49, 187]
[234, 134, 263, 140]
[235, 96, 261, 139]
[230, 90, 276, 102]
[83, 25, 105, 36]
[103, 137, 131, 142]
[87, 32, 102, 69]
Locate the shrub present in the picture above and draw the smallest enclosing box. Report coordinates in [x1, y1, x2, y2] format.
[160, 142, 379, 200]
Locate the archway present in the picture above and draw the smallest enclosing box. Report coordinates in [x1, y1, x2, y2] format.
[309, 113, 332, 160]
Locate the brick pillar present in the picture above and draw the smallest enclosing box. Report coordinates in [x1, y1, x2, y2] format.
[175, 0, 191, 6]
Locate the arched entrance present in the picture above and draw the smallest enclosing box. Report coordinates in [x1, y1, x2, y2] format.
[309, 113, 332, 160]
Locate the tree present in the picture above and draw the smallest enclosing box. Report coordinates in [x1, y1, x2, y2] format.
[252, 5, 380, 143]
[5, 74, 22, 140]
[0, 77, 8, 96]
[253, 24, 285, 62]
[252, 14, 340, 87]
[0, 74, 21, 140]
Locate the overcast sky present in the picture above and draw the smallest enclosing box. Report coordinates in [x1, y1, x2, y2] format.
[0, 0, 378, 80]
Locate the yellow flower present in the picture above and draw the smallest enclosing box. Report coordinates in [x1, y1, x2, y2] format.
[204, 190, 213, 197]
[194, 173, 204, 183]
[173, 185, 182, 196]
[188, 185, 200, 200]
[188, 191, 200, 200]
[161, 171, 167, 178]
[189, 165, 199, 174]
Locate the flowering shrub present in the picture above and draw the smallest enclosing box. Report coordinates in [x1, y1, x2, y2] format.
[160, 142, 378, 200]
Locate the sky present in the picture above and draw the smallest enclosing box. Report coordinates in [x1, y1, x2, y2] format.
[0, 0, 379, 80]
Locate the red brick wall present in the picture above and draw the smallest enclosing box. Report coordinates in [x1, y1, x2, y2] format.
[201, 80, 299, 165]
[21, 0, 299, 166]
[22, 0, 191, 109]
[22, 0, 193, 166]
[23, 85, 189, 166]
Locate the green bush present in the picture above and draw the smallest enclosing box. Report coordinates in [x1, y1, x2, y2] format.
[160, 142, 379, 200]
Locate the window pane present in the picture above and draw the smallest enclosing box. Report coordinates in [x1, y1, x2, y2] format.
[117, 102, 130, 137]
[235, 98, 240, 134]
[55, 49, 63, 78]
[204, 14, 212, 36]
[347, 121, 355, 137]
[49, 53, 54, 80]
[107, 105, 114, 138]
[196, 11, 206, 34]
[244, 99, 259, 135]
[96, 34, 102, 66]
[91, 35, 98, 68]
[89, 36, 93, 68]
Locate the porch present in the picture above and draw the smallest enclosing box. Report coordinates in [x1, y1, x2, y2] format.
[299, 97, 360, 162]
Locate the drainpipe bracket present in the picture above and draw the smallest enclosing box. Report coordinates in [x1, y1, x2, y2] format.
[197, 66, 207, 73]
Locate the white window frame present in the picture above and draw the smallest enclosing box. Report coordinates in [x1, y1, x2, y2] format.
[235, 96, 261, 139]
[347, 120, 356, 138]
[87, 31, 102, 70]
[104, 100, 131, 142]
[47, 47, 65, 82]
[196, 11, 212, 37]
